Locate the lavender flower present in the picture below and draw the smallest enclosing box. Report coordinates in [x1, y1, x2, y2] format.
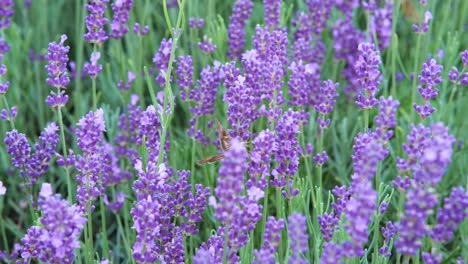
[176, 55, 193, 100]
[0, 0, 14, 30]
[83, 51, 103, 79]
[194, 229, 224, 263]
[369, 1, 393, 50]
[271, 109, 302, 189]
[25, 123, 59, 183]
[318, 212, 339, 241]
[133, 23, 149, 36]
[248, 130, 277, 190]
[75, 109, 106, 210]
[114, 94, 141, 161]
[461, 50, 468, 66]
[320, 242, 344, 264]
[263, 0, 281, 30]
[414, 58, 443, 118]
[153, 38, 173, 86]
[288, 213, 308, 264]
[448, 67, 459, 82]
[189, 17, 204, 29]
[210, 139, 262, 262]
[253, 217, 284, 264]
[354, 42, 382, 109]
[117, 70, 136, 90]
[288, 61, 320, 107]
[227, 0, 254, 59]
[46, 90, 69, 108]
[198, 36, 217, 54]
[315, 80, 339, 132]
[375, 96, 400, 141]
[84, 0, 109, 44]
[109, 0, 133, 39]
[413, 11, 432, 33]
[431, 187, 468, 243]
[4, 130, 30, 170]
[45, 34, 70, 89]
[307, 0, 333, 35]
[395, 184, 438, 256]
[20, 183, 86, 264]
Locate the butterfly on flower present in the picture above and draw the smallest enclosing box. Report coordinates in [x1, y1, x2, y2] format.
[197, 120, 231, 164]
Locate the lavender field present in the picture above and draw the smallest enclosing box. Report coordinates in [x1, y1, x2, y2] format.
[0, 0, 467, 263]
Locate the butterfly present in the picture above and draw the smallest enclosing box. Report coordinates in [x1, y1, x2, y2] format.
[197, 120, 231, 164]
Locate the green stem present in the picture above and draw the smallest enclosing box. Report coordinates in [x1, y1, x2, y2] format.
[85, 172, 94, 264]
[411, 34, 422, 120]
[56, 99, 73, 202]
[1, 95, 15, 129]
[0, 199, 8, 253]
[99, 197, 110, 260]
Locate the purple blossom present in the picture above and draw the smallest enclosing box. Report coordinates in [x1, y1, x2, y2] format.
[461, 50, 468, 66]
[210, 139, 262, 262]
[4, 130, 30, 170]
[153, 38, 173, 86]
[413, 11, 432, 33]
[248, 130, 277, 190]
[198, 36, 217, 54]
[227, 0, 254, 59]
[0, 0, 14, 30]
[369, 1, 393, 50]
[395, 184, 438, 256]
[194, 229, 224, 263]
[103, 192, 126, 212]
[374, 96, 400, 141]
[307, 0, 333, 35]
[45, 35, 70, 89]
[288, 61, 321, 107]
[83, 51, 103, 79]
[448, 67, 459, 82]
[20, 183, 86, 264]
[313, 151, 328, 166]
[133, 23, 149, 36]
[117, 71, 136, 91]
[271, 109, 302, 189]
[422, 252, 442, 264]
[109, 0, 133, 39]
[417, 58, 443, 100]
[263, 0, 281, 30]
[84, 0, 109, 44]
[25, 123, 59, 183]
[318, 212, 339, 241]
[431, 187, 468, 243]
[320, 242, 343, 264]
[176, 55, 193, 100]
[332, 18, 365, 61]
[46, 90, 69, 108]
[0, 180, 6, 195]
[138, 105, 163, 161]
[253, 217, 284, 264]
[189, 17, 204, 29]
[288, 213, 308, 264]
[0, 106, 16, 121]
[354, 42, 382, 109]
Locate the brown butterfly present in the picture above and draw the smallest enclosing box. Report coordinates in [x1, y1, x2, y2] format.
[401, 0, 420, 23]
[197, 120, 231, 164]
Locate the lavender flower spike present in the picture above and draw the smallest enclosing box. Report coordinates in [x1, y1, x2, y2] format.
[0, 0, 14, 30]
[227, 0, 254, 59]
[109, 0, 134, 39]
[45, 34, 70, 89]
[354, 42, 381, 109]
[264, 0, 281, 30]
[288, 213, 309, 264]
[84, 0, 109, 44]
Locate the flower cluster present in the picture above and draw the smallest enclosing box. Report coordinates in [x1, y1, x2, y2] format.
[263, 0, 281, 30]
[227, 0, 254, 59]
[354, 42, 382, 109]
[176, 55, 193, 100]
[288, 213, 309, 264]
[83, 51, 103, 79]
[0, 0, 14, 30]
[414, 58, 443, 118]
[109, 0, 134, 39]
[153, 38, 173, 86]
[20, 183, 86, 264]
[253, 216, 284, 263]
[84, 0, 109, 44]
[45, 35, 70, 108]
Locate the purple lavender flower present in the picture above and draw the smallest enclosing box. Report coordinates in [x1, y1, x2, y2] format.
[369, 2, 393, 50]
[45, 35, 70, 89]
[117, 70, 136, 91]
[307, 0, 333, 35]
[84, 0, 109, 44]
[313, 151, 328, 166]
[315, 80, 339, 132]
[288, 61, 321, 108]
[271, 109, 302, 189]
[417, 58, 443, 100]
[20, 183, 86, 264]
[4, 130, 30, 170]
[83, 51, 103, 79]
[109, 0, 133, 39]
[189, 17, 204, 29]
[46, 90, 69, 108]
[224, 74, 260, 141]
[133, 23, 149, 36]
[153, 38, 173, 86]
[25, 123, 59, 183]
[288, 213, 309, 264]
[461, 50, 468, 66]
[318, 212, 339, 241]
[227, 0, 254, 59]
[374, 96, 400, 141]
[210, 139, 262, 262]
[193, 229, 224, 263]
[395, 184, 438, 256]
[422, 252, 442, 264]
[320, 242, 344, 264]
[431, 187, 468, 243]
[248, 130, 277, 190]
[461, 73, 468, 85]
[413, 11, 432, 33]
[103, 192, 126, 212]
[176, 55, 193, 100]
[333, 18, 365, 61]
[75, 109, 106, 210]
[0, 0, 14, 30]
[448, 67, 459, 82]
[114, 94, 141, 161]
[263, 0, 281, 30]
[198, 36, 217, 54]
[253, 216, 284, 264]
[354, 42, 382, 109]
